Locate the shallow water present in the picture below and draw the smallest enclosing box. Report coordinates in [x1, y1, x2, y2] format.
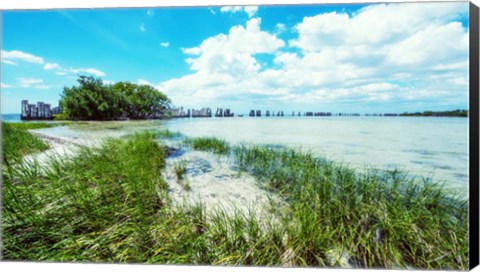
[164, 116, 469, 194]
[32, 117, 469, 195]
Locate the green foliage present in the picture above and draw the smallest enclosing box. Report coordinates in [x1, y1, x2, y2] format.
[187, 137, 230, 155]
[400, 109, 468, 117]
[59, 76, 171, 120]
[2, 122, 50, 165]
[111, 82, 170, 119]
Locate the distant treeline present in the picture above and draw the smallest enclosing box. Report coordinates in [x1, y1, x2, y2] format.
[400, 109, 468, 117]
[58, 76, 171, 120]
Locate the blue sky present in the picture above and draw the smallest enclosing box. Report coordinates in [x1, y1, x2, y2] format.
[1, 2, 470, 114]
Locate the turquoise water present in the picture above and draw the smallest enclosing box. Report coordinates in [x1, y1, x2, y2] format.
[164, 117, 469, 194]
[1, 114, 21, 122]
[27, 116, 469, 194]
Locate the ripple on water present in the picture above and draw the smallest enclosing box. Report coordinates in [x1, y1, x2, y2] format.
[404, 149, 437, 156]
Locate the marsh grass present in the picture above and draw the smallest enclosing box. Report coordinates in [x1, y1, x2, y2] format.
[154, 129, 183, 139]
[173, 160, 191, 191]
[5, 121, 67, 130]
[186, 137, 230, 155]
[1, 128, 469, 269]
[2, 122, 51, 164]
[233, 144, 469, 269]
[2, 132, 286, 264]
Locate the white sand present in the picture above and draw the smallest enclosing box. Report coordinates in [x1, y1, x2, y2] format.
[163, 150, 287, 221]
[22, 130, 102, 167]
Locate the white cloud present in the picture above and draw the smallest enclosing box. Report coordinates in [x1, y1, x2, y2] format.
[386, 22, 468, 66]
[17, 78, 43, 88]
[183, 18, 284, 75]
[34, 84, 52, 90]
[55, 71, 68, 76]
[244, 6, 258, 18]
[103, 79, 115, 85]
[275, 23, 286, 34]
[15, 77, 51, 89]
[138, 79, 153, 86]
[289, 2, 468, 51]
[220, 6, 258, 18]
[141, 3, 469, 112]
[140, 23, 146, 32]
[1, 59, 17, 65]
[44, 62, 61, 70]
[220, 6, 243, 13]
[2, 50, 44, 64]
[70, 68, 106, 77]
[160, 42, 170, 47]
[1, 82, 13, 88]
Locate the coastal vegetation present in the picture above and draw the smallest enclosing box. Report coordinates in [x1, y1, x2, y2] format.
[58, 76, 171, 120]
[400, 109, 468, 117]
[1, 125, 468, 269]
[187, 137, 230, 155]
[2, 122, 55, 164]
[173, 160, 191, 191]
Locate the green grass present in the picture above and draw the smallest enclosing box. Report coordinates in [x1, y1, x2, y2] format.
[173, 160, 191, 191]
[3, 132, 169, 261]
[1, 128, 469, 269]
[153, 129, 183, 139]
[2, 122, 50, 165]
[186, 137, 230, 155]
[6, 121, 68, 130]
[2, 131, 283, 264]
[233, 144, 468, 269]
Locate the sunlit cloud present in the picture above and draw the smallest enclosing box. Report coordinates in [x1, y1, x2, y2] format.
[70, 68, 106, 77]
[151, 2, 468, 112]
[1, 59, 18, 65]
[2, 50, 44, 64]
[44, 62, 61, 70]
[220, 6, 258, 18]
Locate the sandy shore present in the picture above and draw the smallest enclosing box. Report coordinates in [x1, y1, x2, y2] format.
[163, 150, 286, 221]
[27, 130, 286, 222]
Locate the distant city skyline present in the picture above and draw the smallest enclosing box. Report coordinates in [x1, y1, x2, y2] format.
[1, 2, 469, 114]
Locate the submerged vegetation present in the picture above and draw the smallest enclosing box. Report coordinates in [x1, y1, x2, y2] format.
[187, 137, 230, 155]
[1, 127, 469, 269]
[173, 160, 191, 191]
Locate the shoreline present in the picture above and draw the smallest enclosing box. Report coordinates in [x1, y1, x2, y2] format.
[2, 124, 469, 268]
[28, 130, 286, 223]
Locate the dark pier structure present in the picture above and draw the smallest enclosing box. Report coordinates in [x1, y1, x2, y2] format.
[214, 108, 234, 117]
[21, 100, 61, 120]
[192, 107, 212, 118]
[223, 109, 234, 117]
[170, 107, 190, 118]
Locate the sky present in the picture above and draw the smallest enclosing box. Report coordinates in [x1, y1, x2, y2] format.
[0, 2, 470, 114]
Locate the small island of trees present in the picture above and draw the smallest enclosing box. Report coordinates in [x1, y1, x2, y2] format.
[400, 109, 468, 117]
[57, 76, 171, 120]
